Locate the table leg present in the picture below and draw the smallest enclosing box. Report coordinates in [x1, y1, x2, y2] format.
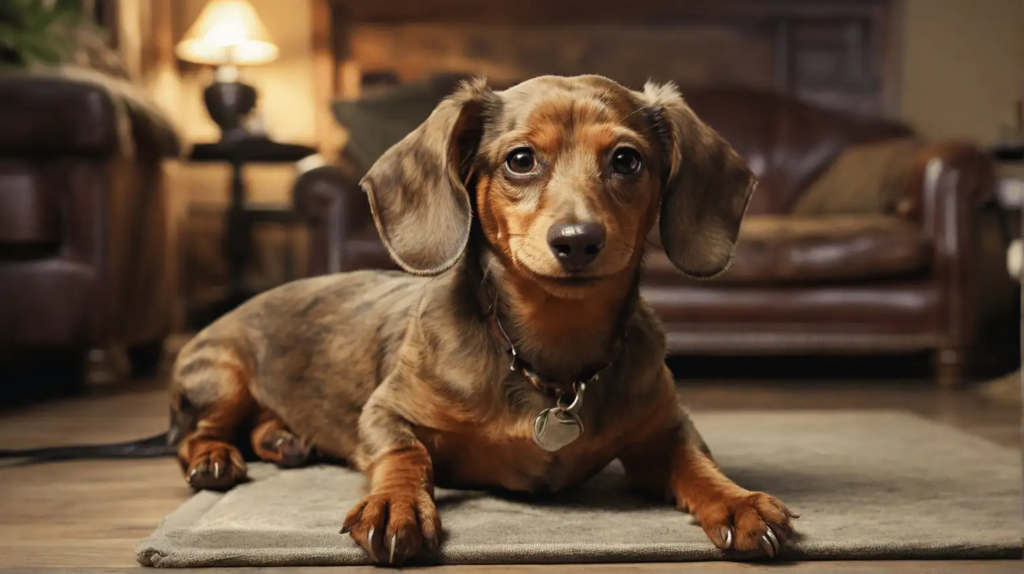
[223, 161, 252, 307]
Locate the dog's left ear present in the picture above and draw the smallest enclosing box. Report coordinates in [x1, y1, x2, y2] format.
[360, 78, 494, 275]
[640, 82, 756, 279]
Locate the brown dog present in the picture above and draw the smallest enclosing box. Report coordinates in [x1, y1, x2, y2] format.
[169, 74, 796, 565]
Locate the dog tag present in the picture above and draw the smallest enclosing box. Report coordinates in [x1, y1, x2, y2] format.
[533, 408, 583, 452]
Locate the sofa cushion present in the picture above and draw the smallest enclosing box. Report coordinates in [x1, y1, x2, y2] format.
[0, 259, 95, 347]
[0, 162, 59, 247]
[644, 215, 931, 284]
[792, 138, 921, 216]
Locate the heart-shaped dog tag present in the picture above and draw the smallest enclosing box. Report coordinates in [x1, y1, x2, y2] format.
[533, 408, 583, 452]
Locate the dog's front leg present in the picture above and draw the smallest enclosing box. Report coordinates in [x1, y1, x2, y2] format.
[619, 394, 797, 559]
[341, 386, 441, 566]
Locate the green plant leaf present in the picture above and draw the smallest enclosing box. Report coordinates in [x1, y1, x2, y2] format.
[1, 0, 93, 68]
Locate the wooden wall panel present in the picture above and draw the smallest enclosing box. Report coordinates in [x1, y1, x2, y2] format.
[351, 24, 776, 91]
[325, 0, 896, 116]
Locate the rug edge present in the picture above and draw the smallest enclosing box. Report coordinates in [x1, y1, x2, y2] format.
[135, 490, 224, 567]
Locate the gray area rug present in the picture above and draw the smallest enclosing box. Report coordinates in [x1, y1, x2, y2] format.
[136, 411, 1023, 567]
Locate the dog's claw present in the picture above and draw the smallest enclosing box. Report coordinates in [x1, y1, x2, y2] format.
[720, 525, 734, 549]
[389, 533, 396, 564]
[212, 461, 221, 479]
[189, 462, 208, 483]
[760, 526, 780, 558]
[367, 526, 376, 562]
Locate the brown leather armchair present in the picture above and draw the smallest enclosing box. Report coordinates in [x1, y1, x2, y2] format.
[0, 71, 181, 384]
[293, 86, 1011, 385]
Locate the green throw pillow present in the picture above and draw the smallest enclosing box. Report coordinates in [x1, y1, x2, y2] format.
[330, 81, 457, 173]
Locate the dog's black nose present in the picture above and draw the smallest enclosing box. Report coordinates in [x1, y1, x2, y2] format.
[547, 222, 606, 271]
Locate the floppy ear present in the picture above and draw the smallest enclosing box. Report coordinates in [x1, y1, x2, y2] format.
[641, 82, 756, 279]
[360, 78, 493, 275]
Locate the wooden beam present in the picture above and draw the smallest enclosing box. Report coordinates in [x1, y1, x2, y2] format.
[311, 0, 345, 157]
[323, 0, 890, 25]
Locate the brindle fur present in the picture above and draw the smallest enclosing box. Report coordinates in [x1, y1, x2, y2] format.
[169, 75, 795, 565]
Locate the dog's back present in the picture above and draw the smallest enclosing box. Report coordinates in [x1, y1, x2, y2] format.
[168, 269, 422, 487]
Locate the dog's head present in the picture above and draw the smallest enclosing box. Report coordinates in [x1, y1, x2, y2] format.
[361, 75, 755, 296]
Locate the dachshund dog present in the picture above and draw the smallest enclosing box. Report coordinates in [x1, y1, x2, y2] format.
[169, 74, 796, 565]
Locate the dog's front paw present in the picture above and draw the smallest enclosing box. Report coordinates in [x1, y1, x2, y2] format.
[184, 441, 247, 491]
[696, 491, 798, 558]
[341, 489, 441, 565]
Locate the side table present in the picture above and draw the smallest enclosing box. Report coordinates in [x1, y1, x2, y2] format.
[985, 149, 1023, 410]
[188, 138, 318, 325]
[993, 159, 1024, 271]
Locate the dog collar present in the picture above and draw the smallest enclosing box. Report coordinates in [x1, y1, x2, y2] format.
[487, 311, 610, 398]
[479, 274, 637, 452]
[489, 311, 614, 452]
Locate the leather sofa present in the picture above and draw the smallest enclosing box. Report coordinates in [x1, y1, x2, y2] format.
[292, 84, 1011, 385]
[0, 70, 181, 385]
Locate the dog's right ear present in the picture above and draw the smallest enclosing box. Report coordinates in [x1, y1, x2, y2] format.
[360, 78, 495, 276]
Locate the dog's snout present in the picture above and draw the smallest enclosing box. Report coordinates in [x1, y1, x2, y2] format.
[546, 222, 606, 271]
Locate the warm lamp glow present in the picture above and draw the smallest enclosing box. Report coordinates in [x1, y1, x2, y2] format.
[175, 0, 279, 66]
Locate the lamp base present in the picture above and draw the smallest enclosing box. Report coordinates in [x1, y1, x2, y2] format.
[203, 66, 258, 142]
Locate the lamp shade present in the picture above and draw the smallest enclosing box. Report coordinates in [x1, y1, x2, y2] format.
[175, 0, 279, 66]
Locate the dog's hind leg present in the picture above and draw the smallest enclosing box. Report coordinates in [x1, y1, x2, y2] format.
[170, 339, 255, 491]
[251, 409, 311, 468]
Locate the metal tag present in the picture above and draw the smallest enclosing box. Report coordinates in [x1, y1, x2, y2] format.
[532, 381, 587, 452]
[533, 408, 583, 452]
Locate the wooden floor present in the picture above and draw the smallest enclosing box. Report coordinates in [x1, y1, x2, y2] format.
[0, 352, 1020, 573]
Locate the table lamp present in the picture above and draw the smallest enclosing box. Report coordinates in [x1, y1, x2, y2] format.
[175, 0, 279, 142]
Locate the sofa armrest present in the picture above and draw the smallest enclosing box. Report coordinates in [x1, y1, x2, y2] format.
[897, 142, 996, 366]
[0, 71, 180, 158]
[897, 142, 995, 223]
[292, 161, 374, 277]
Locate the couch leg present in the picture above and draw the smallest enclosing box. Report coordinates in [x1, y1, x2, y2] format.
[2, 350, 88, 401]
[933, 347, 964, 387]
[127, 340, 165, 378]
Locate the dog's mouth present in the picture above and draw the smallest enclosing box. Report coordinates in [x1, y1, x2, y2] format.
[508, 247, 609, 289]
[532, 272, 604, 288]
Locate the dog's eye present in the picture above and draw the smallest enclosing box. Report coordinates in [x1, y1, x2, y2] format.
[611, 147, 642, 176]
[505, 148, 536, 175]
